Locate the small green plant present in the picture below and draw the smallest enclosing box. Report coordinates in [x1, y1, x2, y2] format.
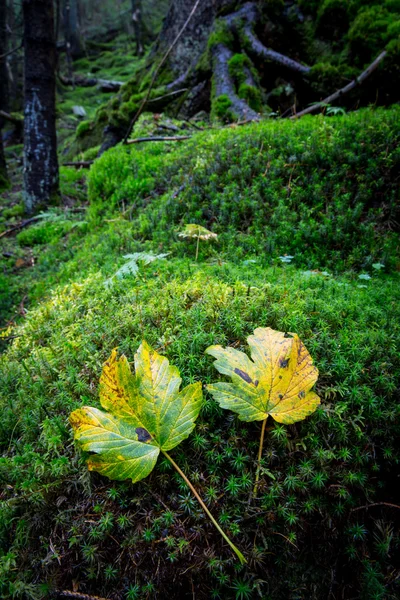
[106, 252, 169, 286]
[206, 327, 320, 495]
[178, 224, 218, 261]
[70, 342, 245, 563]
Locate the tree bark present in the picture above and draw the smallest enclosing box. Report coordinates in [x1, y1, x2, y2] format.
[131, 0, 143, 56]
[23, 0, 60, 213]
[0, 0, 9, 188]
[63, 0, 83, 59]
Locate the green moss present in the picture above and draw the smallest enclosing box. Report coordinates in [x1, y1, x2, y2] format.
[207, 20, 234, 51]
[0, 173, 9, 192]
[212, 94, 233, 121]
[87, 107, 400, 271]
[76, 120, 92, 138]
[348, 5, 399, 64]
[2, 203, 24, 219]
[228, 53, 250, 85]
[238, 83, 262, 111]
[316, 0, 350, 39]
[308, 62, 348, 95]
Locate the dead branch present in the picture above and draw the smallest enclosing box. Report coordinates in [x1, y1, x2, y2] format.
[0, 217, 40, 239]
[57, 591, 109, 600]
[291, 50, 387, 119]
[62, 161, 93, 168]
[126, 135, 191, 144]
[350, 502, 400, 513]
[59, 74, 123, 92]
[0, 110, 23, 125]
[123, 0, 201, 143]
[0, 43, 23, 59]
[147, 88, 188, 105]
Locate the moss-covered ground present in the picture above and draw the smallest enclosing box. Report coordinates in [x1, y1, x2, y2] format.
[1, 105, 400, 598]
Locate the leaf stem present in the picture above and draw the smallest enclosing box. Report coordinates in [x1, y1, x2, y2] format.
[253, 417, 267, 497]
[162, 449, 246, 564]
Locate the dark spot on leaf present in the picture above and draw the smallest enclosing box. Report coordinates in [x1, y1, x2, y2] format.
[280, 358, 290, 368]
[279, 394, 283, 400]
[136, 427, 152, 442]
[234, 368, 253, 384]
[298, 391, 305, 399]
[254, 380, 259, 387]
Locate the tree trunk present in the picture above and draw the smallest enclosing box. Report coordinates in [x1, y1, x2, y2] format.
[0, 0, 9, 189]
[23, 0, 60, 213]
[131, 0, 143, 56]
[0, 136, 8, 191]
[63, 0, 83, 59]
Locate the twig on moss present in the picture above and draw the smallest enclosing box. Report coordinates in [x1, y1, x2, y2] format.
[62, 161, 93, 168]
[122, 0, 201, 144]
[57, 591, 110, 600]
[350, 502, 400, 513]
[126, 135, 191, 144]
[0, 217, 41, 239]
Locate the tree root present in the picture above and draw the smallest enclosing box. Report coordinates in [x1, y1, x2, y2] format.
[213, 44, 260, 121]
[225, 1, 310, 75]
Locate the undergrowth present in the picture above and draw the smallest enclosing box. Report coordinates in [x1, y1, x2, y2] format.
[1, 105, 400, 599]
[88, 108, 400, 272]
[1, 263, 400, 598]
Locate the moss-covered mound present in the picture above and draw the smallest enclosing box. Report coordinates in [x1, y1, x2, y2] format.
[89, 108, 400, 271]
[1, 262, 400, 599]
[1, 108, 400, 599]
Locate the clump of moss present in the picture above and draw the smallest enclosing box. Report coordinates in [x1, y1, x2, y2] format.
[76, 120, 92, 138]
[212, 94, 233, 121]
[316, 0, 350, 39]
[238, 83, 262, 111]
[308, 62, 347, 95]
[348, 5, 400, 64]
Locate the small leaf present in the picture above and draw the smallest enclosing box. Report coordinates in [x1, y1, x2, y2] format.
[206, 327, 320, 425]
[70, 344, 203, 483]
[279, 255, 294, 264]
[105, 252, 169, 287]
[358, 274, 371, 281]
[372, 263, 384, 271]
[178, 224, 218, 241]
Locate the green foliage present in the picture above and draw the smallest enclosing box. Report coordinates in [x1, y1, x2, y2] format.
[106, 251, 169, 285]
[348, 4, 400, 64]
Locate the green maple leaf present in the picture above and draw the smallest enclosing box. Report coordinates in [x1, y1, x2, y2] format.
[70, 342, 202, 483]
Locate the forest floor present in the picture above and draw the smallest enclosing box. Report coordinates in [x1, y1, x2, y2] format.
[1, 38, 400, 600]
